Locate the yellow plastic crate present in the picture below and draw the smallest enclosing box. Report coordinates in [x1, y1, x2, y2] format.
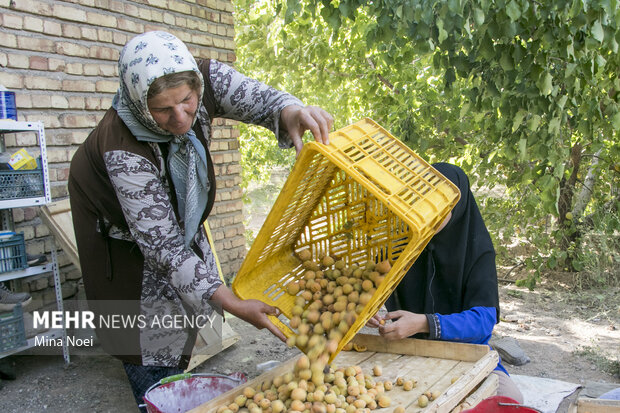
[232, 118, 460, 361]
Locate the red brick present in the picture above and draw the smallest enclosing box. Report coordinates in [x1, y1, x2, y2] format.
[94, 0, 110, 8]
[97, 28, 113, 43]
[25, 76, 62, 90]
[31, 95, 52, 108]
[3, 13, 23, 29]
[67, 96, 85, 109]
[122, 2, 138, 15]
[109, 0, 125, 13]
[95, 80, 118, 93]
[29, 56, 48, 70]
[12, 0, 52, 16]
[15, 94, 32, 109]
[169, 0, 191, 14]
[140, 8, 154, 21]
[113, 32, 128, 46]
[81, 27, 99, 41]
[17, 35, 56, 53]
[86, 12, 117, 28]
[89, 45, 119, 61]
[117, 17, 144, 33]
[62, 24, 82, 39]
[61, 79, 96, 93]
[56, 42, 90, 58]
[8, 54, 29, 69]
[0, 32, 17, 48]
[48, 58, 66, 72]
[56, 167, 70, 181]
[43, 20, 62, 36]
[24, 207, 38, 221]
[53, 4, 87, 22]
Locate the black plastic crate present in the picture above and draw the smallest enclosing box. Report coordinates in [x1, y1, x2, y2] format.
[0, 157, 45, 200]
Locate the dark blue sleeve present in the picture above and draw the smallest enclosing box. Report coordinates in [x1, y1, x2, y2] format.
[432, 306, 496, 345]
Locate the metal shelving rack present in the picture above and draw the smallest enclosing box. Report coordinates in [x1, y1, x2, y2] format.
[0, 120, 69, 363]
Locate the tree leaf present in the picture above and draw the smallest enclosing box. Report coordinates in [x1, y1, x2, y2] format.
[500, 52, 514, 71]
[464, 16, 472, 37]
[518, 137, 527, 160]
[395, 5, 403, 19]
[449, 0, 461, 15]
[539, 72, 553, 96]
[557, 95, 568, 110]
[444, 67, 456, 89]
[612, 111, 620, 130]
[610, 37, 619, 53]
[527, 114, 542, 131]
[437, 18, 448, 44]
[591, 19, 604, 43]
[479, 35, 495, 60]
[566, 39, 575, 58]
[506, 0, 522, 21]
[339, 2, 351, 18]
[460, 102, 471, 119]
[235, 0, 620, 279]
[548, 116, 561, 135]
[512, 109, 527, 132]
[285, 0, 301, 24]
[474, 7, 485, 25]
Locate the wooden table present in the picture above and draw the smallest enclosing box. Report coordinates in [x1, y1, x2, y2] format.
[190, 334, 500, 413]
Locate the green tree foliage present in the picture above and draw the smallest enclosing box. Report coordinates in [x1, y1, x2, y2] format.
[234, 0, 619, 283]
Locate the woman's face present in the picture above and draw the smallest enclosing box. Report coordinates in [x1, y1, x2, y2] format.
[147, 84, 199, 135]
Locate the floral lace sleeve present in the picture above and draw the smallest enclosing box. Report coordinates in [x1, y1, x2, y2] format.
[208, 59, 304, 149]
[103, 149, 222, 312]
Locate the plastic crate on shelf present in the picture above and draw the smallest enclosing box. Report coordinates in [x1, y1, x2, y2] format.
[232, 118, 461, 361]
[0, 303, 27, 353]
[0, 232, 27, 273]
[0, 157, 45, 200]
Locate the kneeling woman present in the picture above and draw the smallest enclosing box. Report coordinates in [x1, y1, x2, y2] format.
[368, 163, 523, 403]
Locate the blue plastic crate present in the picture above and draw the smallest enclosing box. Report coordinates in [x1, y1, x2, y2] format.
[0, 232, 27, 273]
[0, 303, 26, 353]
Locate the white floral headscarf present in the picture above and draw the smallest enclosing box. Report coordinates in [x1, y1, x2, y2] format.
[113, 31, 210, 247]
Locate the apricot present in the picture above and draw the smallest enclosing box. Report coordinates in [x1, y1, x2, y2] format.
[418, 394, 429, 407]
[298, 249, 312, 262]
[242, 386, 256, 398]
[375, 260, 391, 274]
[287, 282, 300, 295]
[322, 256, 335, 267]
[377, 395, 391, 408]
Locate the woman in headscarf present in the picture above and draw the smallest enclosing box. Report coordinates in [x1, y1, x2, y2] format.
[368, 163, 524, 403]
[68, 31, 333, 409]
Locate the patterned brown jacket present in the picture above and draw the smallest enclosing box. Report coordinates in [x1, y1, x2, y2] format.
[68, 59, 302, 368]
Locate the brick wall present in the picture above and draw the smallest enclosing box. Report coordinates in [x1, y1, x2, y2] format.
[0, 0, 246, 308]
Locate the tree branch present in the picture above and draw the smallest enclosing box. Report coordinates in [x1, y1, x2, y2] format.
[572, 148, 602, 217]
[366, 58, 400, 94]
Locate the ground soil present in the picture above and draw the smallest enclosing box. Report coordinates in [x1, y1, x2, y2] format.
[0, 279, 617, 413]
[0, 175, 617, 413]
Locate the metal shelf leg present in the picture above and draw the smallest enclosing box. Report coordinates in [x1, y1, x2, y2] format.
[51, 248, 70, 364]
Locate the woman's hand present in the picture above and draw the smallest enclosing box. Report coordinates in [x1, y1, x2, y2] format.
[280, 105, 334, 156]
[210, 285, 287, 342]
[234, 298, 287, 342]
[366, 314, 384, 329]
[378, 310, 429, 340]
